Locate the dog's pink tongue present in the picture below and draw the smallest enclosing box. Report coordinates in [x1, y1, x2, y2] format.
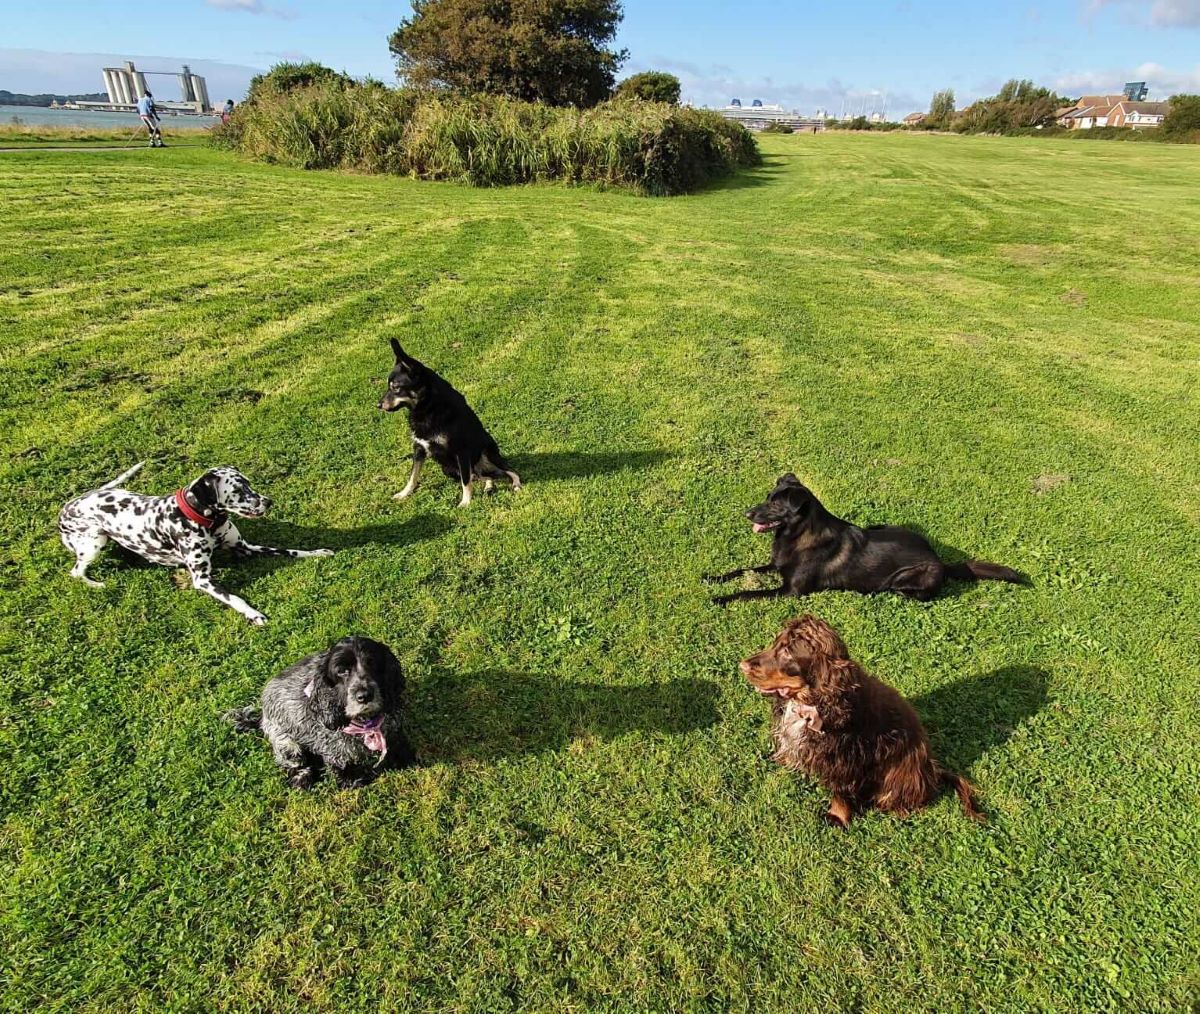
[752, 522, 772, 534]
[344, 717, 387, 764]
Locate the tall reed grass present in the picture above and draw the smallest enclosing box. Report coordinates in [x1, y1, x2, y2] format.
[212, 83, 759, 195]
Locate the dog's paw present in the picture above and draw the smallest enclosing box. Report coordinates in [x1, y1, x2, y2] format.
[312, 548, 335, 557]
[392, 489, 414, 501]
[822, 811, 850, 831]
[247, 612, 268, 626]
[288, 768, 317, 790]
[333, 770, 369, 790]
[710, 595, 732, 607]
[700, 574, 721, 585]
[79, 576, 106, 589]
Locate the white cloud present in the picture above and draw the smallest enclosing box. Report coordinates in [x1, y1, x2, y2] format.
[1055, 60, 1200, 96]
[1090, 0, 1200, 27]
[254, 50, 311, 63]
[205, 0, 296, 20]
[0, 48, 262, 101]
[625, 57, 921, 118]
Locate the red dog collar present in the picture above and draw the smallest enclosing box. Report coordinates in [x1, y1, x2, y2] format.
[175, 488, 215, 528]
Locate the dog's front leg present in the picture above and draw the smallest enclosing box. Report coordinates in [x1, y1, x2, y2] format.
[393, 444, 427, 501]
[221, 521, 332, 560]
[185, 555, 267, 625]
[711, 586, 786, 607]
[701, 564, 774, 584]
[273, 736, 320, 789]
[332, 765, 373, 790]
[457, 456, 474, 507]
[231, 541, 334, 560]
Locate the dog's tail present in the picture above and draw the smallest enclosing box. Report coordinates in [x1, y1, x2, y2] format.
[942, 770, 984, 822]
[944, 559, 1028, 585]
[223, 706, 262, 734]
[99, 461, 145, 491]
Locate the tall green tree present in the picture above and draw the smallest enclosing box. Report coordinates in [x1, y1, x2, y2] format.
[614, 71, 681, 104]
[927, 88, 956, 128]
[389, 0, 627, 108]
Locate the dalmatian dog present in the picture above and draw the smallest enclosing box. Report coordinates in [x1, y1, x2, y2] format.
[58, 462, 333, 626]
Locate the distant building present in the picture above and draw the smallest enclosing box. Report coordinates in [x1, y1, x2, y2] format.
[717, 100, 825, 132]
[1108, 100, 1170, 128]
[902, 112, 925, 125]
[1059, 93, 1168, 129]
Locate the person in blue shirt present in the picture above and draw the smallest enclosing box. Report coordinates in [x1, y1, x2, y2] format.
[136, 90, 164, 148]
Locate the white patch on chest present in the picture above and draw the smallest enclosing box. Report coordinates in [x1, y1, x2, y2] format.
[780, 700, 823, 737]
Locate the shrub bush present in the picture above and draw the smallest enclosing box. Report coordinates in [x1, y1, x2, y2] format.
[213, 83, 760, 195]
[247, 62, 356, 101]
[761, 121, 794, 134]
[614, 72, 682, 105]
[1162, 94, 1200, 140]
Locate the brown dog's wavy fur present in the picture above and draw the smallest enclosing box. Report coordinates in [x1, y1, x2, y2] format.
[741, 615, 982, 827]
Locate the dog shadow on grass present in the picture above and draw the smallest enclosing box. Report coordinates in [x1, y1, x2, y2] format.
[408, 669, 721, 764]
[107, 513, 451, 589]
[226, 512, 453, 591]
[514, 449, 672, 481]
[914, 665, 1049, 773]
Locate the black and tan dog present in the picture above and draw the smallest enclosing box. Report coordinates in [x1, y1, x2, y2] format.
[706, 473, 1026, 605]
[378, 338, 521, 507]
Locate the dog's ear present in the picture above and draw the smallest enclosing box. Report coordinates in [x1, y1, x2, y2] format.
[310, 645, 349, 728]
[389, 338, 408, 363]
[779, 472, 799, 485]
[793, 614, 849, 662]
[190, 470, 221, 518]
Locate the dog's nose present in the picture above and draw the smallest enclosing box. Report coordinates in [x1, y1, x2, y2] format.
[353, 686, 374, 704]
[739, 660, 753, 675]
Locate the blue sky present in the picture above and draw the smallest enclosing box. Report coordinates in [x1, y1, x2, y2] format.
[2, 0, 1199, 112]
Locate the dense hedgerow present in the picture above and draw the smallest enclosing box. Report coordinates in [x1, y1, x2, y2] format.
[211, 81, 760, 195]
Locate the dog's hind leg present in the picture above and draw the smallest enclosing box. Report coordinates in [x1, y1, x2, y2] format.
[63, 531, 109, 588]
[889, 563, 945, 601]
[393, 445, 427, 501]
[271, 735, 320, 789]
[702, 564, 774, 584]
[479, 452, 521, 493]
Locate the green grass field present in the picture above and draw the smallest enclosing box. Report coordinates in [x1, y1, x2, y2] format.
[2, 133, 1198, 1011]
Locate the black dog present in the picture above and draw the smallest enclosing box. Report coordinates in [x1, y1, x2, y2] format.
[378, 338, 521, 506]
[225, 636, 413, 789]
[705, 473, 1026, 605]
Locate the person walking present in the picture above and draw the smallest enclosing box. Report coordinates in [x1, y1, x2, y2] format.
[136, 90, 165, 148]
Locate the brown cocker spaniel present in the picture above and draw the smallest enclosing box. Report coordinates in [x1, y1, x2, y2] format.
[741, 615, 982, 827]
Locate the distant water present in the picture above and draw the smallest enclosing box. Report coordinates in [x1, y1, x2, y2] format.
[1, 104, 220, 128]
